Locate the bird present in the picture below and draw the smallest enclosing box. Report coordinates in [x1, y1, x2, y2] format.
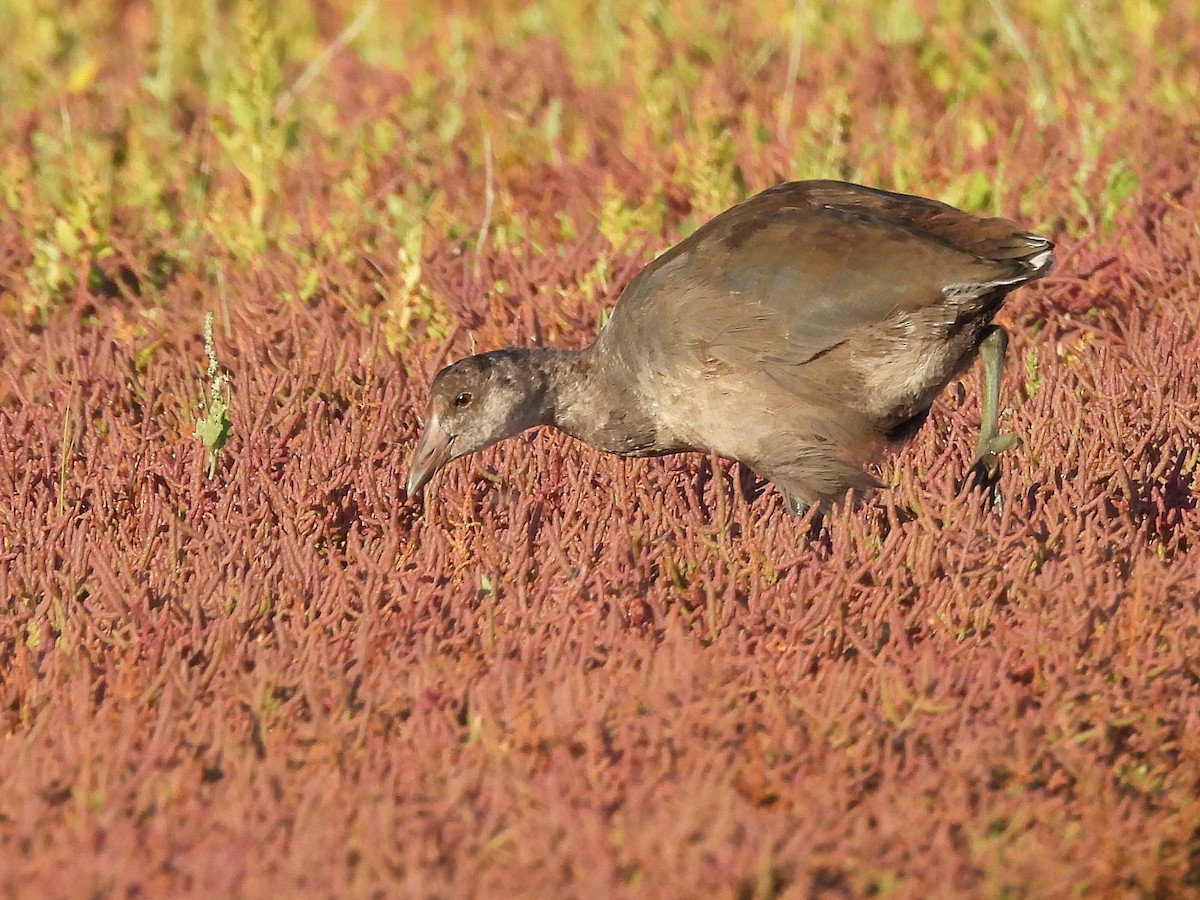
[407, 180, 1053, 515]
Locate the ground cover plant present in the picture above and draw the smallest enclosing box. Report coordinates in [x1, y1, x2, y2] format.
[1, 0, 1199, 896]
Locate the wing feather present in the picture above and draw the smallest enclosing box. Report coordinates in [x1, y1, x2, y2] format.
[602, 182, 1048, 376]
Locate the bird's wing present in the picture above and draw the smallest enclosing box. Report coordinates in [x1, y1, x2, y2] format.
[603, 181, 1048, 379]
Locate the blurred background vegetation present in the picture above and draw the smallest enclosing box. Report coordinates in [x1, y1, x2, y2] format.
[0, 0, 1192, 337]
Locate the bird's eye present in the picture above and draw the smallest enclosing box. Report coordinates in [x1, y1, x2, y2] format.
[453, 391, 473, 408]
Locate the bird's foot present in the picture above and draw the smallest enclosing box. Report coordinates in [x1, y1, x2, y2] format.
[963, 433, 1021, 508]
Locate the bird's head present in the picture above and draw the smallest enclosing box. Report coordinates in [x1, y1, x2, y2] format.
[406, 349, 550, 497]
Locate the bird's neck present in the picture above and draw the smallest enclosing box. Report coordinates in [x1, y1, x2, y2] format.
[531, 345, 660, 456]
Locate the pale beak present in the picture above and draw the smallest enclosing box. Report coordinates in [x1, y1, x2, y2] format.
[407, 414, 454, 497]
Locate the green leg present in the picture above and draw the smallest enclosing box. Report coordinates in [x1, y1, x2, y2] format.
[966, 325, 1021, 503]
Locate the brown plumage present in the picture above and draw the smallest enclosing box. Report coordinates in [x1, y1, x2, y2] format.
[408, 180, 1053, 515]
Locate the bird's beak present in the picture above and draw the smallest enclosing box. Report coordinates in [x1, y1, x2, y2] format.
[407, 414, 454, 497]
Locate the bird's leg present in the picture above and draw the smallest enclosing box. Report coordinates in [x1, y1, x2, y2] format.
[768, 474, 812, 517]
[782, 491, 811, 517]
[965, 324, 1021, 502]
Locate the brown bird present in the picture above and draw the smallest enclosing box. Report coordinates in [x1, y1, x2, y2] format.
[407, 180, 1053, 515]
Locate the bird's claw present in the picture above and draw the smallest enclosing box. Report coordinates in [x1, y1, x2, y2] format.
[963, 433, 1021, 509]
